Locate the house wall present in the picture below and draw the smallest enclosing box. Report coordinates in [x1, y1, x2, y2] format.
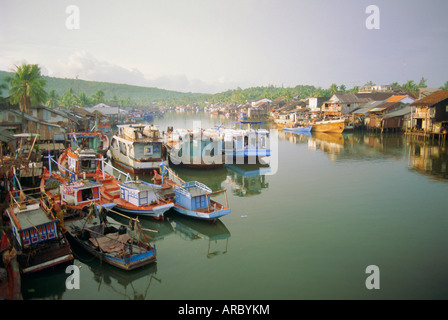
[434, 98, 448, 122]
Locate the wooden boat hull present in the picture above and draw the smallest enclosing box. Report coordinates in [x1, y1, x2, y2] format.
[65, 232, 157, 271]
[311, 121, 345, 133]
[114, 200, 174, 220]
[173, 201, 231, 221]
[111, 157, 161, 174]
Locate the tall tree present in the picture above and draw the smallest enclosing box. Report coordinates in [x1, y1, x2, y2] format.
[60, 87, 78, 108]
[418, 77, 428, 88]
[93, 90, 105, 104]
[402, 80, 419, 94]
[440, 81, 448, 91]
[46, 89, 59, 109]
[78, 92, 89, 107]
[8, 63, 48, 132]
[329, 83, 338, 95]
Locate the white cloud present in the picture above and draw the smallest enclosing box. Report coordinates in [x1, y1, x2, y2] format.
[49, 51, 239, 93]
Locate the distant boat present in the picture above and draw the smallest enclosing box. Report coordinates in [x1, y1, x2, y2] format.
[311, 119, 345, 133]
[64, 203, 157, 271]
[166, 129, 224, 169]
[5, 187, 73, 274]
[113, 180, 174, 220]
[282, 126, 313, 132]
[109, 124, 166, 174]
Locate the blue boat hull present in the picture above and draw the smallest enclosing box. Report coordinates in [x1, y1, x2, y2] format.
[282, 126, 312, 132]
[66, 232, 157, 270]
[173, 205, 230, 221]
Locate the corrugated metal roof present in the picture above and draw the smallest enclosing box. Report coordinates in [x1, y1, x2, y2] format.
[382, 106, 412, 118]
[0, 127, 14, 143]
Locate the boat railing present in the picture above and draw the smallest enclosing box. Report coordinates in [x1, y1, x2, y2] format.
[45, 149, 77, 182]
[100, 157, 133, 183]
[8, 186, 52, 215]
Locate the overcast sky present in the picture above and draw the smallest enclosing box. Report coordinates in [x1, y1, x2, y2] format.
[1, 0, 447, 93]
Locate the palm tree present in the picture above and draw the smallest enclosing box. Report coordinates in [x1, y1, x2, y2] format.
[440, 81, 448, 91]
[46, 89, 59, 109]
[78, 92, 89, 107]
[93, 90, 105, 105]
[329, 83, 338, 95]
[8, 63, 47, 132]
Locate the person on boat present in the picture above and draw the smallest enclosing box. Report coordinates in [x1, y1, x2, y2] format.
[52, 201, 67, 233]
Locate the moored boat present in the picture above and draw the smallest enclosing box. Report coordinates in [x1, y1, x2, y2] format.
[173, 181, 230, 221]
[311, 119, 345, 133]
[64, 203, 157, 271]
[282, 126, 313, 132]
[153, 163, 231, 221]
[5, 188, 74, 274]
[67, 131, 109, 156]
[113, 180, 174, 220]
[166, 129, 225, 169]
[109, 124, 166, 174]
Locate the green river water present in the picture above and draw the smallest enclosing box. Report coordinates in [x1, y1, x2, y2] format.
[21, 112, 448, 300]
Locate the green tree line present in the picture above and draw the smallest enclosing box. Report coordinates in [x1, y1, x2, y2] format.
[2, 65, 448, 111]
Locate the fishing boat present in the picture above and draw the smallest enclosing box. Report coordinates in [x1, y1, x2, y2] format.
[113, 180, 174, 220]
[311, 119, 345, 133]
[67, 131, 109, 156]
[282, 126, 313, 132]
[109, 124, 166, 174]
[207, 121, 271, 163]
[63, 203, 157, 271]
[5, 187, 74, 274]
[166, 129, 225, 169]
[173, 181, 230, 221]
[153, 164, 230, 221]
[57, 147, 103, 180]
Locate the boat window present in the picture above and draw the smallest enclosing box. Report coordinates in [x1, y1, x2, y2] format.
[80, 188, 94, 201]
[119, 141, 127, 155]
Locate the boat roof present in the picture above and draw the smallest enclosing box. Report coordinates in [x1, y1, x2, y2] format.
[64, 180, 102, 190]
[13, 203, 54, 230]
[175, 181, 212, 197]
[118, 181, 161, 191]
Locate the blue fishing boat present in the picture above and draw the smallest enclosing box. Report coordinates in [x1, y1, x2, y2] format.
[282, 126, 312, 133]
[173, 181, 230, 221]
[5, 187, 74, 274]
[64, 203, 157, 271]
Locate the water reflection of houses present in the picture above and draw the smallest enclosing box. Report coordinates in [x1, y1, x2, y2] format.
[222, 164, 270, 197]
[167, 215, 231, 259]
[281, 130, 405, 162]
[406, 139, 448, 181]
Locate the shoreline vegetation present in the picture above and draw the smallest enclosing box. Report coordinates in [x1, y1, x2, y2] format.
[2, 67, 448, 109]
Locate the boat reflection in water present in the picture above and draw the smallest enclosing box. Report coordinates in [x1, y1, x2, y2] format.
[166, 214, 231, 259]
[222, 164, 270, 197]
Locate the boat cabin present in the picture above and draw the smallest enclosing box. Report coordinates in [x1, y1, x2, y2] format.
[118, 181, 161, 207]
[7, 201, 59, 250]
[174, 181, 212, 211]
[67, 149, 101, 176]
[60, 180, 102, 207]
[68, 132, 106, 151]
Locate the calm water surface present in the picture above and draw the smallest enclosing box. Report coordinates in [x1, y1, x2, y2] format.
[22, 112, 448, 300]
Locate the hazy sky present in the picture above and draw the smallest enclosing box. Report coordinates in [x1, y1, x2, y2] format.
[1, 0, 447, 93]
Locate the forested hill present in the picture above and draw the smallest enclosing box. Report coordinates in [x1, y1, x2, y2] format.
[0, 70, 204, 104]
